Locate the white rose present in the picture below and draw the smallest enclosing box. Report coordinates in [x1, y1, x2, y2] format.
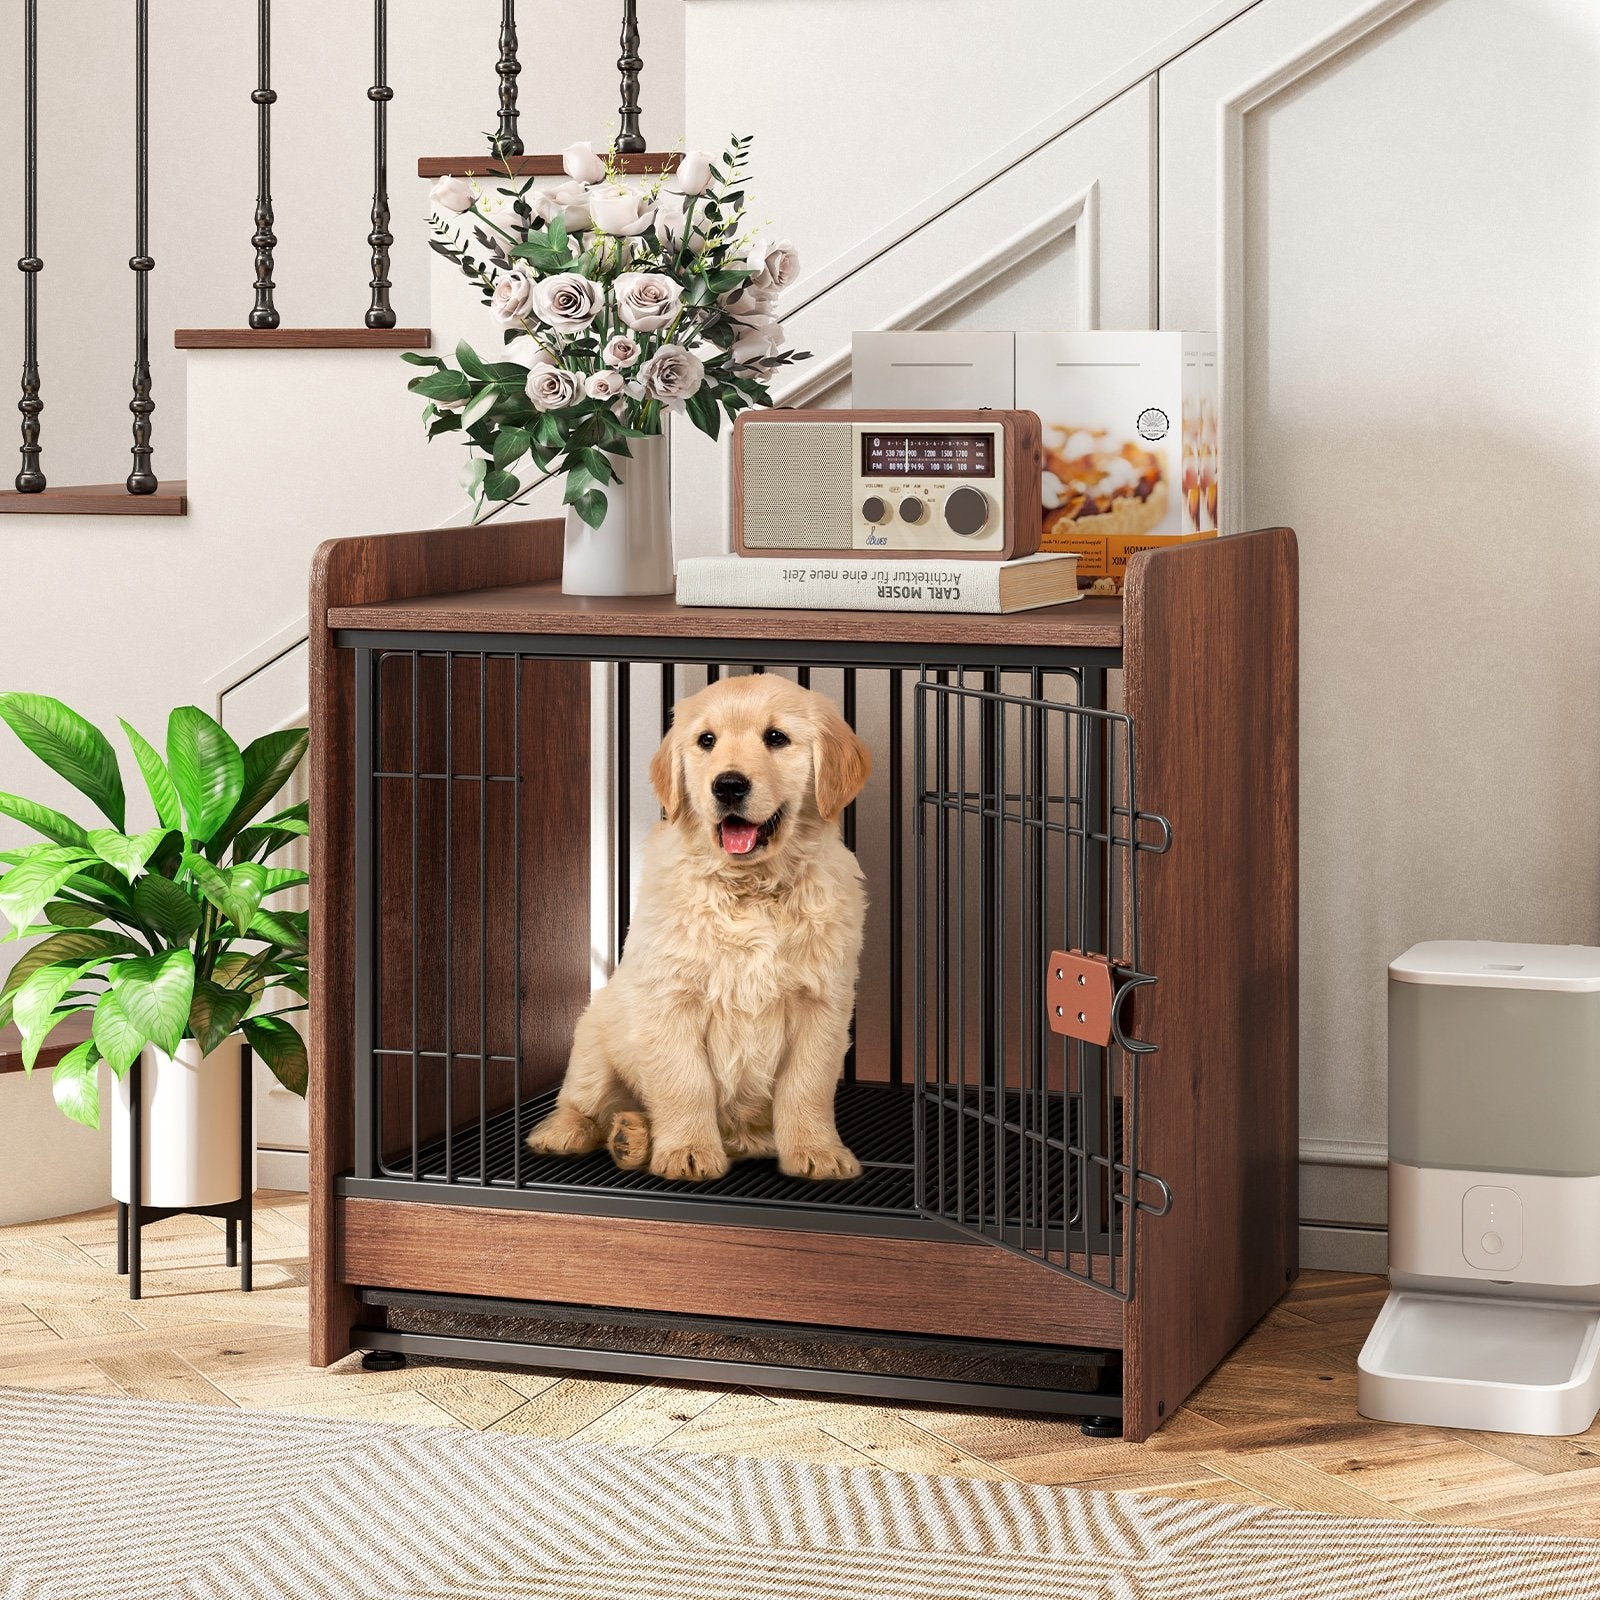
[533, 180, 590, 234]
[603, 335, 641, 369]
[527, 365, 582, 411]
[719, 282, 776, 321]
[587, 185, 657, 239]
[531, 272, 601, 332]
[514, 338, 557, 370]
[730, 318, 784, 366]
[489, 268, 536, 327]
[614, 272, 682, 333]
[639, 343, 705, 404]
[746, 237, 800, 292]
[672, 150, 713, 197]
[585, 370, 625, 401]
[562, 140, 606, 184]
[430, 175, 473, 215]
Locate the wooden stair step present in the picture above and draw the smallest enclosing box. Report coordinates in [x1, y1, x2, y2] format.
[0, 481, 186, 516]
[174, 329, 430, 351]
[417, 153, 679, 178]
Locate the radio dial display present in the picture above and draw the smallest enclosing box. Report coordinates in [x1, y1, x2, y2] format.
[861, 431, 994, 479]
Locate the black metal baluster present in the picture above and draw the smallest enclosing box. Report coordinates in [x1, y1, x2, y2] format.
[365, 0, 395, 328]
[249, 0, 280, 329]
[616, 0, 644, 154]
[126, 0, 156, 493]
[15, 0, 44, 493]
[494, 0, 523, 158]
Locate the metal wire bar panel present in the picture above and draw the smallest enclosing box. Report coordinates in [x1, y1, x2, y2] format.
[913, 671, 1171, 1300]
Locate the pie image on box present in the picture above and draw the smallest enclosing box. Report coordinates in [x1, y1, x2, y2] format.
[1042, 427, 1168, 546]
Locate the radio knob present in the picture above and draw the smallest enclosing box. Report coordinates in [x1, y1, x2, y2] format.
[898, 497, 926, 525]
[861, 495, 889, 525]
[943, 486, 991, 537]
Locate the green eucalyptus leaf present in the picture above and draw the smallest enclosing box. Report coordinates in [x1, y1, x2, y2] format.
[0, 694, 126, 831]
[132, 874, 202, 945]
[118, 720, 183, 833]
[188, 979, 253, 1056]
[242, 1014, 308, 1097]
[87, 826, 174, 882]
[212, 728, 308, 855]
[0, 849, 97, 938]
[51, 1040, 101, 1127]
[166, 707, 244, 842]
[108, 947, 194, 1057]
[0, 791, 90, 848]
[91, 988, 144, 1075]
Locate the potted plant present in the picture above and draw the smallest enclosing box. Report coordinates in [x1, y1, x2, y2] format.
[415, 133, 809, 595]
[0, 694, 308, 1209]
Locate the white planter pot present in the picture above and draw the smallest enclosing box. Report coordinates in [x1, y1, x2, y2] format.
[111, 1035, 256, 1209]
[561, 430, 674, 596]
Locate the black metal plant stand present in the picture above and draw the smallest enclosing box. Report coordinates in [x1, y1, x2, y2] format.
[115, 1043, 255, 1302]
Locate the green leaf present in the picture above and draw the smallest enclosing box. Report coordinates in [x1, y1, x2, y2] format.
[87, 825, 174, 882]
[108, 947, 194, 1057]
[0, 694, 126, 830]
[185, 854, 267, 935]
[91, 989, 144, 1075]
[492, 426, 531, 471]
[455, 339, 491, 380]
[166, 707, 244, 842]
[51, 1040, 101, 1128]
[545, 212, 569, 256]
[573, 488, 608, 530]
[411, 371, 472, 402]
[132, 874, 202, 945]
[243, 1015, 308, 1096]
[119, 719, 183, 833]
[0, 848, 97, 938]
[483, 468, 520, 502]
[14, 960, 92, 1068]
[578, 447, 617, 485]
[0, 927, 143, 1028]
[462, 387, 499, 430]
[686, 387, 721, 442]
[39, 900, 106, 929]
[212, 728, 308, 855]
[188, 979, 253, 1056]
[232, 822, 306, 863]
[0, 791, 90, 848]
[400, 351, 445, 368]
[248, 907, 308, 954]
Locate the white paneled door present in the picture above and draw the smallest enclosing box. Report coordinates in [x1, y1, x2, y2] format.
[1162, 0, 1600, 1234]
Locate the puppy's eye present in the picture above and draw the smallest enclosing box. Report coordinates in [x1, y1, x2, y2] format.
[763, 728, 790, 749]
[696, 730, 716, 750]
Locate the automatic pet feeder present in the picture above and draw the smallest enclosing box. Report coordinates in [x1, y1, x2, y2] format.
[1358, 941, 1600, 1436]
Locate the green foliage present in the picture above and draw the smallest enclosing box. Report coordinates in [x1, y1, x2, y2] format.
[0, 696, 311, 1123]
[413, 133, 810, 523]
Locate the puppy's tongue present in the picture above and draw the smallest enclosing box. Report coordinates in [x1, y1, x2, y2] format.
[720, 818, 761, 855]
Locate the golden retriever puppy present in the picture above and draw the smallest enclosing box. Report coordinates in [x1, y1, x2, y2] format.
[526, 673, 871, 1182]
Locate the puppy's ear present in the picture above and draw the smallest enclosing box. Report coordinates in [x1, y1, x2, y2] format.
[649, 724, 686, 821]
[813, 702, 872, 822]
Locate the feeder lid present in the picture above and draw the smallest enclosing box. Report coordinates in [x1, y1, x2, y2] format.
[1390, 941, 1600, 992]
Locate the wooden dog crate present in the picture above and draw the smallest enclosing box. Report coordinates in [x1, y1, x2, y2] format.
[308, 520, 1298, 1442]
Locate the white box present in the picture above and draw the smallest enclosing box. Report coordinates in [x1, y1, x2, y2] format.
[851, 331, 1016, 410]
[1016, 332, 1218, 592]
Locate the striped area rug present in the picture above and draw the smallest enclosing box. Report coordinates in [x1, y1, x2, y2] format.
[4, 1387, 1598, 1599]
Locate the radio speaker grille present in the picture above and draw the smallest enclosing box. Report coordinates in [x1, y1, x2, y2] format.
[739, 421, 852, 549]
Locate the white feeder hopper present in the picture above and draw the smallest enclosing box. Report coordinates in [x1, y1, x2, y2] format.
[1358, 941, 1600, 1436]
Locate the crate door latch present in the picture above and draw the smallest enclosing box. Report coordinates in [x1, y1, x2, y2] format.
[1046, 950, 1119, 1047]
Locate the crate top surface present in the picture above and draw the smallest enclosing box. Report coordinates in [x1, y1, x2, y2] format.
[327, 579, 1124, 652]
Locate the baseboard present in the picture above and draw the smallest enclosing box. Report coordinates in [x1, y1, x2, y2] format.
[258, 1147, 308, 1192]
[1300, 1221, 1387, 1274]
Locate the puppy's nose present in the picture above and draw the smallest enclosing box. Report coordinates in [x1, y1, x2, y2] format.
[711, 771, 752, 808]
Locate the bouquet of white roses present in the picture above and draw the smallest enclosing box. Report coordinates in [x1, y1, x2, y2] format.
[410, 134, 807, 526]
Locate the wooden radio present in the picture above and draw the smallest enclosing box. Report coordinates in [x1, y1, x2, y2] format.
[732, 408, 1043, 560]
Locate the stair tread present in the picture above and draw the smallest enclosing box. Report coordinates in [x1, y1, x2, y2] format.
[417, 152, 679, 178]
[174, 329, 430, 350]
[0, 481, 187, 516]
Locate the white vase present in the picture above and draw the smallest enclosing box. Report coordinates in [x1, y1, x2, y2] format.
[111, 1035, 256, 1209]
[561, 430, 674, 596]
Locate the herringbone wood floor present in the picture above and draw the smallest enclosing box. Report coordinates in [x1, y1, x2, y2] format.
[5, 1193, 1600, 1538]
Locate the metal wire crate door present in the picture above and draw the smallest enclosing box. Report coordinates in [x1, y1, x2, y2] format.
[913, 671, 1173, 1300]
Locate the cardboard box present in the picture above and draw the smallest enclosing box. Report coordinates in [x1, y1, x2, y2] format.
[1015, 332, 1218, 592]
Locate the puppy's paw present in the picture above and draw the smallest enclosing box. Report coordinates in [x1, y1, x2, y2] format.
[780, 1143, 863, 1182]
[525, 1107, 603, 1157]
[607, 1111, 651, 1170]
[724, 1126, 777, 1160]
[650, 1142, 730, 1182]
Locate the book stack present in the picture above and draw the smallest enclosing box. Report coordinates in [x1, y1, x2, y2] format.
[675, 553, 1082, 616]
